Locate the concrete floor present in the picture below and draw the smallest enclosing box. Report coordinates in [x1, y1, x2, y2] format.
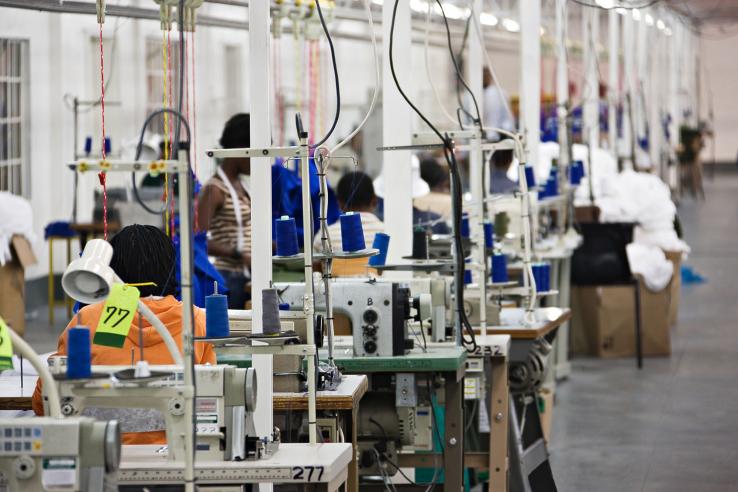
[550, 173, 738, 491]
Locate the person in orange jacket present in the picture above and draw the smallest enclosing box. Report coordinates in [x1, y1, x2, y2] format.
[32, 224, 215, 445]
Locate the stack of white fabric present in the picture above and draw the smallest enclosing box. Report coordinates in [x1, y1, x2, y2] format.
[528, 143, 689, 290]
[0, 192, 35, 266]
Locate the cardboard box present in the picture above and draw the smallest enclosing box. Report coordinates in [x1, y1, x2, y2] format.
[570, 278, 671, 358]
[664, 251, 682, 327]
[0, 236, 37, 337]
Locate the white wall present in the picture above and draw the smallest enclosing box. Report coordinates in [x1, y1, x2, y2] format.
[700, 34, 738, 163]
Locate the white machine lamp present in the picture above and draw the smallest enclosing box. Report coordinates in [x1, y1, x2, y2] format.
[61, 238, 184, 367]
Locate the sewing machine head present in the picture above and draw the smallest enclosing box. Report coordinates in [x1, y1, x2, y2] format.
[47, 363, 275, 462]
[0, 416, 120, 491]
[276, 279, 423, 357]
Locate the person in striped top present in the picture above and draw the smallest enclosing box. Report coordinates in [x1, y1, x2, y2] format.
[197, 114, 252, 309]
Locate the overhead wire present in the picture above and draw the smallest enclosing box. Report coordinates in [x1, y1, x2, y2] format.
[424, 0, 458, 126]
[97, 17, 109, 240]
[311, 0, 341, 149]
[328, 0, 379, 155]
[388, 0, 478, 353]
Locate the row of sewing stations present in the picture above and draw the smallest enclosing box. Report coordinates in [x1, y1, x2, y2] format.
[0, 119, 578, 492]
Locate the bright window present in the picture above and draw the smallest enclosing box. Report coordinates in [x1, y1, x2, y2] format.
[0, 39, 29, 196]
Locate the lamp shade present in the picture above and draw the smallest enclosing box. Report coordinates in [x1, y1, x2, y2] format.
[62, 239, 117, 304]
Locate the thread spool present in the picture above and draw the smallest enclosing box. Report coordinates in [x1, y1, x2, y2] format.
[104, 137, 112, 156]
[461, 214, 470, 239]
[275, 216, 299, 257]
[67, 326, 92, 379]
[524, 166, 537, 188]
[262, 288, 282, 336]
[532, 263, 543, 291]
[541, 263, 551, 292]
[570, 161, 584, 185]
[205, 283, 230, 338]
[368, 232, 390, 266]
[84, 136, 93, 156]
[491, 253, 509, 283]
[483, 222, 494, 249]
[464, 259, 472, 285]
[339, 212, 366, 252]
[545, 176, 558, 197]
[412, 227, 429, 260]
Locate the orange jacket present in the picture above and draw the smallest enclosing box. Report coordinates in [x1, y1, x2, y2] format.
[33, 296, 215, 445]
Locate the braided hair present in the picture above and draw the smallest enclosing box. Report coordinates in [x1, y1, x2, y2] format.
[109, 224, 177, 297]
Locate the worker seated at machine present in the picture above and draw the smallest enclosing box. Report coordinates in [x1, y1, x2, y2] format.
[315, 171, 385, 276]
[490, 142, 517, 194]
[32, 224, 216, 444]
[414, 157, 452, 219]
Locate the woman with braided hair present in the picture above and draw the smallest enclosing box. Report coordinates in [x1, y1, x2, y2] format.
[32, 224, 215, 444]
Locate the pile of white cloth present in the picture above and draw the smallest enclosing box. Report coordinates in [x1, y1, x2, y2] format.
[527, 143, 689, 290]
[0, 192, 35, 266]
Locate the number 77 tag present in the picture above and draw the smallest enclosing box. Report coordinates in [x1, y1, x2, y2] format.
[93, 284, 141, 348]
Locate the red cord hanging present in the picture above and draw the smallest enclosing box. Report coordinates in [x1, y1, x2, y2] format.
[97, 22, 108, 240]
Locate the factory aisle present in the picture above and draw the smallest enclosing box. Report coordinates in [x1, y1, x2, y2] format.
[550, 172, 738, 491]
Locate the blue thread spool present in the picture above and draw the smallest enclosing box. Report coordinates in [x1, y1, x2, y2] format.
[368, 232, 390, 266]
[545, 176, 558, 197]
[524, 166, 537, 188]
[464, 259, 472, 285]
[491, 253, 509, 283]
[532, 263, 543, 291]
[541, 263, 551, 292]
[67, 326, 92, 379]
[84, 136, 93, 156]
[461, 214, 471, 239]
[570, 161, 584, 185]
[279, 303, 290, 311]
[538, 187, 548, 200]
[275, 216, 299, 257]
[205, 284, 230, 338]
[339, 212, 366, 252]
[104, 137, 112, 156]
[483, 222, 494, 249]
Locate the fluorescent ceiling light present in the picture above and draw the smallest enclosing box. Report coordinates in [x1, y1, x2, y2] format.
[595, 0, 615, 8]
[664, 27, 672, 36]
[615, 7, 627, 15]
[480, 12, 498, 26]
[644, 13, 654, 26]
[436, 3, 470, 20]
[632, 9, 641, 21]
[502, 18, 520, 33]
[656, 19, 665, 30]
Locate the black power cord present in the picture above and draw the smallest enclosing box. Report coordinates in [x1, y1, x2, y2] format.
[312, 0, 341, 149]
[435, 0, 484, 134]
[388, 0, 477, 353]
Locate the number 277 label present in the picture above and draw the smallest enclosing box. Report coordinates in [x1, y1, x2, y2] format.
[93, 284, 140, 348]
[292, 466, 325, 482]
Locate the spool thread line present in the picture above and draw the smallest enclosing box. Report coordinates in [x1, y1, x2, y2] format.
[97, 22, 108, 240]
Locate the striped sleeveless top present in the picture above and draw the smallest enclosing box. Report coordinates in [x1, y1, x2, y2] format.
[207, 175, 252, 272]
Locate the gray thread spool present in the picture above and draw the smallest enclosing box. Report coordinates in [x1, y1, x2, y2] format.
[262, 288, 282, 335]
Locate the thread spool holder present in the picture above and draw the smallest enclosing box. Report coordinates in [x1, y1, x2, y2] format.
[207, 128, 321, 443]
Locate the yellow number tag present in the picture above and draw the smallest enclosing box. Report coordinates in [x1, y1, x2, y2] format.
[93, 284, 140, 348]
[0, 318, 13, 370]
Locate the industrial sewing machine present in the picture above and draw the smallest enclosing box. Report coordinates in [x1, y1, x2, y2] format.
[276, 279, 424, 357]
[45, 362, 277, 462]
[0, 416, 120, 492]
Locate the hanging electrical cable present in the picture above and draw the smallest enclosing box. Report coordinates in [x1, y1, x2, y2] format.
[424, 0, 458, 126]
[389, 0, 477, 352]
[328, 0, 379, 155]
[311, 0, 340, 149]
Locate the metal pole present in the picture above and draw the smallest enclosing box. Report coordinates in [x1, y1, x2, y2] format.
[608, 9, 619, 155]
[555, 0, 570, 173]
[520, 0, 541, 171]
[298, 135, 317, 444]
[176, 150, 196, 492]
